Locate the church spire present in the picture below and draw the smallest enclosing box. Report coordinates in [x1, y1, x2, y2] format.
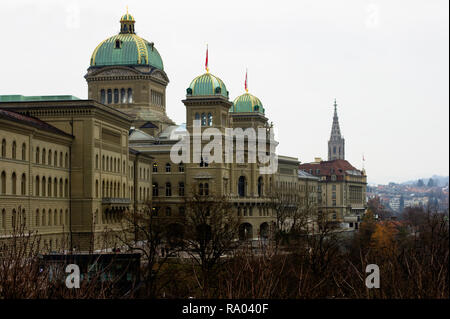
[328, 98, 345, 161]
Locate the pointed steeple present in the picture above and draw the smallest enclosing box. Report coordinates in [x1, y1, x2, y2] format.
[328, 99, 345, 160]
[331, 98, 342, 138]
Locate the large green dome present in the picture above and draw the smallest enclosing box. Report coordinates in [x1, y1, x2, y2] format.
[187, 73, 228, 98]
[90, 13, 164, 70]
[231, 92, 265, 114]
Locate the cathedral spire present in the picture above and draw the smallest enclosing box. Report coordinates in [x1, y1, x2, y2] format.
[328, 98, 345, 161]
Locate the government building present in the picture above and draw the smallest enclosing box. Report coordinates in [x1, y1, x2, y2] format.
[0, 11, 366, 252]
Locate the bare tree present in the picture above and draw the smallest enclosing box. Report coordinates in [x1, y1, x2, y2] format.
[183, 192, 241, 297]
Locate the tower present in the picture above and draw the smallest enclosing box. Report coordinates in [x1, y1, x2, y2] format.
[85, 10, 174, 135]
[328, 99, 345, 161]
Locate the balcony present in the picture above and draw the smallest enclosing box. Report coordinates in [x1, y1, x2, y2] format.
[102, 197, 131, 205]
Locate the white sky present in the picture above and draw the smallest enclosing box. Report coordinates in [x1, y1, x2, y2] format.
[0, 0, 448, 184]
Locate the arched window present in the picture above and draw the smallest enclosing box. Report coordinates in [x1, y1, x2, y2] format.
[65, 153, 69, 168]
[54, 152, 58, 167]
[102, 155, 105, 170]
[201, 113, 206, 126]
[204, 183, 209, 196]
[258, 176, 263, 197]
[35, 176, 40, 196]
[238, 176, 246, 197]
[36, 209, 40, 227]
[179, 182, 185, 196]
[1, 171, 6, 194]
[121, 88, 126, 103]
[152, 163, 158, 172]
[1, 139, 6, 157]
[54, 177, 57, 197]
[100, 89, 106, 104]
[95, 154, 99, 169]
[165, 163, 171, 173]
[127, 88, 133, 103]
[107, 89, 112, 104]
[36, 147, 40, 163]
[207, 113, 213, 126]
[21, 174, 26, 195]
[65, 179, 68, 197]
[41, 209, 46, 226]
[178, 163, 184, 172]
[195, 113, 200, 121]
[152, 183, 158, 197]
[95, 180, 99, 198]
[48, 150, 52, 166]
[47, 177, 52, 197]
[114, 89, 119, 103]
[11, 172, 17, 195]
[22, 143, 26, 160]
[48, 210, 52, 226]
[12, 209, 16, 229]
[60, 152, 63, 167]
[59, 178, 63, 197]
[12, 141, 16, 159]
[1, 209, 5, 229]
[42, 148, 46, 165]
[165, 183, 172, 197]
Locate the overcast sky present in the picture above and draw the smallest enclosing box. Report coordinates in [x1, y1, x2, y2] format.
[0, 0, 448, 184]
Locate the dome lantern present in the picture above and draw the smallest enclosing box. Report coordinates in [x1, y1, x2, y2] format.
[120, 7, 136, 34]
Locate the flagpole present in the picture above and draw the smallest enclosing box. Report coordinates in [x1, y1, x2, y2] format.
[205, 44, 209, 73]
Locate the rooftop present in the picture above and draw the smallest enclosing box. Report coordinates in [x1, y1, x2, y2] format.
[0, 95, 80, 102]
[0, 108, 73, 138]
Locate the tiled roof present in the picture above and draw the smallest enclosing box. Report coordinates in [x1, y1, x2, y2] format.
[299, 159, 360, 177]
[0, 108, 73, 138]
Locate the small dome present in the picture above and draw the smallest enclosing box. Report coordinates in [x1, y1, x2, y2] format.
[231, 92, 265, 114]
[187, 73, 228, 98]
[120, 13, 135, 21]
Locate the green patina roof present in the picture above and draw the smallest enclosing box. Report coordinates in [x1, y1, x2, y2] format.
[0, 95, 80, 102]
[230, 92, 265, 114]
[187, 73, 228, 98]
[90, 33, 164, 69]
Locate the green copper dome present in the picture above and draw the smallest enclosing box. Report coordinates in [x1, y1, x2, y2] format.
[187, 73, 228, 98]
[90, 13, 163, 70]
[230, 92, 265, 114]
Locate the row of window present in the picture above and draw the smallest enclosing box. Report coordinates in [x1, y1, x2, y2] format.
[0, 208, 69, 229]
[34, 176, 69, 197]
[1, 172, 68, 198]
[1, 139, 26, 160]
[194, 112, 213, 126]
[35, 208, 69, 227]
[239, 176, 265, 197]
[237, 206, 271, 217]
[0, 171, 26, 195]
[152, 162, 184, 173]
[100, 88, 133, 104]
[35, 147, 69, 168]
[152, 182, 185, 197]
[97, 180, 128, 199]
[97, 154, 126, 174]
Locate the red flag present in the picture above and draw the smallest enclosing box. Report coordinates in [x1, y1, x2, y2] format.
[245, 69, 248, 92]
[205, 45, 209, 72]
